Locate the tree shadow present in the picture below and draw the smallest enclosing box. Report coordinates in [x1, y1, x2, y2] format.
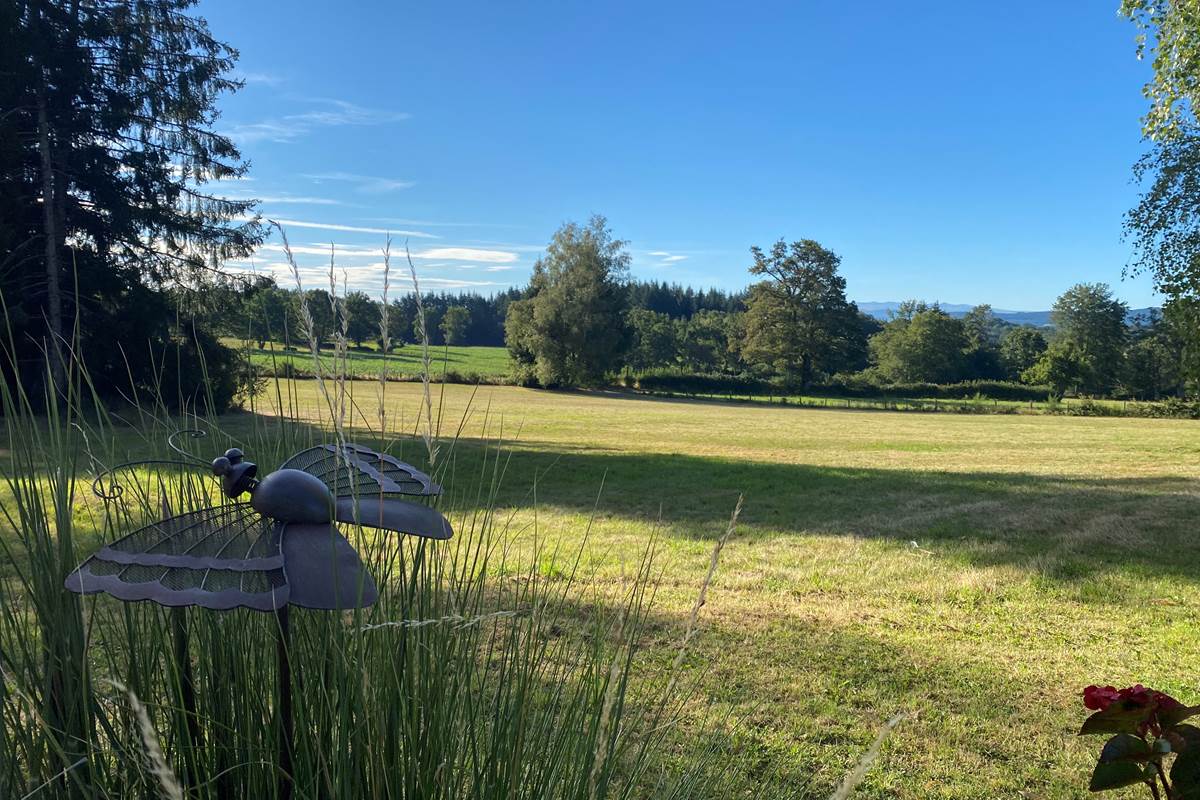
[426, 434, 1200, 585]
[43, 407, 1200, 587]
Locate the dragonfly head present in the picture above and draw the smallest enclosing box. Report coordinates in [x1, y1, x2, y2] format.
[211, 448, 258, 499]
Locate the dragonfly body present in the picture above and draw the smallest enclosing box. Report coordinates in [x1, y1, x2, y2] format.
[66, 442, 452, 612]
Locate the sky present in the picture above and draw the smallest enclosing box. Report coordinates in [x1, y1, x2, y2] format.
[201, 1, 1161, 310]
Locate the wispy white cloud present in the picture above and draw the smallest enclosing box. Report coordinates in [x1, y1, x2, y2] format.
[305, 172, 414, 193]
[265, 218, 437, 238]
[410, 247, 518, 264]
[226, 258, 506, 296]
[641, 249, 689, 267]
[235, 71, 283, 86]
[235, 194, 342, 206]
[225, 99, 409, 145]
[364, 217, 520, 229]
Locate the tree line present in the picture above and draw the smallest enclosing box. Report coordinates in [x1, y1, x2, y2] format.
[503, 218, 1193, 400]
[6, 1, 1199, 412]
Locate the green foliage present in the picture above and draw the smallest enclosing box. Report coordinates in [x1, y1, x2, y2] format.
[295, 289, 338, 347]
[960, 305, 1007, 380]
[241, 281, 296, 347]
[681, 310, 745, 374]
[1050, 283, 1128, 394]
[1077, 685, 1200, 797]
[741, 239, 865, 386]
[1022, 341, 1088, 397]
[1124, 312, 1184, 399]
[505, 216, 632, 387]
[627, 309, 681, 371]
[999, 326, 1048, 380]
[344, 291, 381, 347]
[868, 303, 969, 384]
[1121, 0, 1200, 141]
[1121, 3, 1200, 398]
[632, 371, 1053, 403]
[0, 0, 262, 399]
[439, 305, 471, 346]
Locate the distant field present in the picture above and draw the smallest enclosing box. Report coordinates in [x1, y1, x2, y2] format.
[225, 339, 511, 379]
[227, 380, 1200, 798]
[654, 389, 1160, 416]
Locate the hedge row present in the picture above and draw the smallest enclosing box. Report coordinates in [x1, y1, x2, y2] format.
[627, 371, 1054, 402]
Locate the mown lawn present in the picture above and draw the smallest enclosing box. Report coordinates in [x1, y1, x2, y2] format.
[226, 339, 512, 379]
[224, 380, 1200, 798]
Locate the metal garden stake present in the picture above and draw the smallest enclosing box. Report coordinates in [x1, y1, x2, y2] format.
[66, 438, 453, 799]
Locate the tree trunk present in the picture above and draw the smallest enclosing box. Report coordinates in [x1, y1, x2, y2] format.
[36, 77, 65, 394]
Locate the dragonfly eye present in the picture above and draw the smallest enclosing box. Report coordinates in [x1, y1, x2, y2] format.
[224, 448, 244, 465]
[212, 456, 231, 476]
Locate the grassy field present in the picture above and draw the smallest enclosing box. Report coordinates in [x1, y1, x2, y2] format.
[219, 380, 1200, 798]
[11, 377, 1199, 797]
[636, 389, 1161, 417]
[228, 339, 512, 379]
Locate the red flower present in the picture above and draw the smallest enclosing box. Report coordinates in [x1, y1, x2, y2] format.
[1084, 685, 1121, 711]
[1083, 684, 1186, 737]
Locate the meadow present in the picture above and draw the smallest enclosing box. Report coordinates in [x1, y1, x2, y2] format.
[231, 340, 511, 380]
[6, 375, 1200, 798]
[229, 380, 1200, 798]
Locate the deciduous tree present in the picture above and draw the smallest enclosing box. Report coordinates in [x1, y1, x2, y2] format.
[741, 239, 864, 386]
[440, 305, 471, 346]
[344, 291, 380, 347]
[999, 326, 1048, 381]
[1048, 283, 1128, 395]
[505, 216, 631, 387]
[867, 303, 969, 384]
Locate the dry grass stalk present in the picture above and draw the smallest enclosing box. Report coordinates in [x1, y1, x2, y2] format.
[667, 493, 742, 691]
[111, 681, 184, 800]
[377, 235, 392, 435]
[405, 243, 438, 465]
[588, 609, 627, 800]
[272, 222, 335, 423]
[359, 609, 524, 632]
[828, 712, 906, 800]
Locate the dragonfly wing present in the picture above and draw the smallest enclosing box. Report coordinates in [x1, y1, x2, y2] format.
[280, 443, 440, 497]
[334, 496, 453, 540]
[64, 504, 288, 611]
[279, 522, 378, 610]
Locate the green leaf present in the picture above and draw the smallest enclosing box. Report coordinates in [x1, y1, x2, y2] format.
[1162, 705, 1200, 729]
[1089, 761, 1150, 792]
[1099, 734, 1153, 763]
[1172, 746, 1200, 799]
[1090, 735, 1154, 793]
[1079, 702, 1156, 736]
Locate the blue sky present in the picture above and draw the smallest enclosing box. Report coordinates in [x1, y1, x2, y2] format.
[202, 1, 1160, 309]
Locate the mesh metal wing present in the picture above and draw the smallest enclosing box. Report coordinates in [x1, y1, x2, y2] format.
[64, 504, 288, 611]
[279, 443, 440, 498]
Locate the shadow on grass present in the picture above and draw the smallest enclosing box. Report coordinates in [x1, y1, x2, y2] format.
[424, 434, 1200, 585]
[37, 407, 1200, 586]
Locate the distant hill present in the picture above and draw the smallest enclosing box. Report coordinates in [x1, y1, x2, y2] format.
[856, 301, 1158, 327]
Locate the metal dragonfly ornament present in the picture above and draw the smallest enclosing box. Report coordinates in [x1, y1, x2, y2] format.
[66, 440, 452, 611]
[65, 435, 452, 799]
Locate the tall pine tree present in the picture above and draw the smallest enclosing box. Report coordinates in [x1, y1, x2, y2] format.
[1, 0, 261, 404]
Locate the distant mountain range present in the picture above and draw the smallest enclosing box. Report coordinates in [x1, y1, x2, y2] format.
[855, 301, 1158, 327]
